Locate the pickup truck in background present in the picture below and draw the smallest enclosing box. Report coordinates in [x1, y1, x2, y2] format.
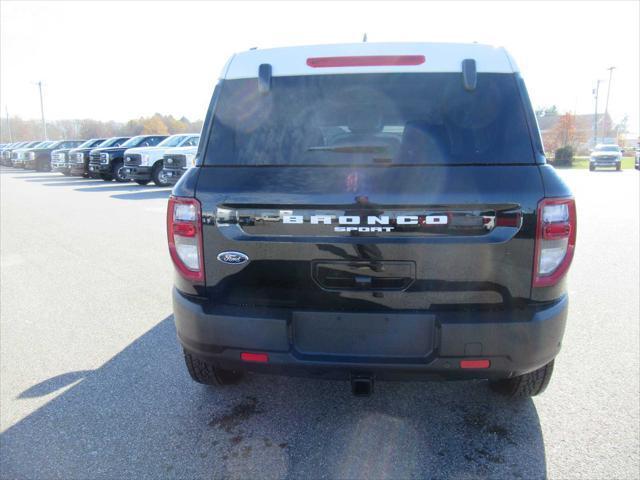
[161, 145, 199, 185]
[2, 141, 34, 166]
[24, 140, 85, 171]
[123, 133, 199, 186]
[67, 138, 108, 176]
[71, 137, 130, 177]
[12, 141, 53, 168]
[51, 140, 91, 175]
[89, 135, 167, 182]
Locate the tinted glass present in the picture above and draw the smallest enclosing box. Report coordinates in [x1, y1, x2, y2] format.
[122, 135, 167, 148]
[205, 73, 535, 166]
[595, 145, 620, 152]
[77, 138, 106, 149]
[100, 137, 130, 148]
[158, 135, 188, 148]
[184, 136, 200, 147]
[144, 136, 167, 147]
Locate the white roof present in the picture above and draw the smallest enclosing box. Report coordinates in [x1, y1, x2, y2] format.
[221, 42, 519, 79]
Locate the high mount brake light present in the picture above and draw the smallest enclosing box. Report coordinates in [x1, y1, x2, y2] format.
[167, 196, 204, 282]
[532, 197, 577, 287]
[306, 55, 426, 68]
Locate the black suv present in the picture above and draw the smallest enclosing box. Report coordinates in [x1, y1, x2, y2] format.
[169, 44, 576, 398]
[24, 140, 84, 171]
[89, 135, 167, 182]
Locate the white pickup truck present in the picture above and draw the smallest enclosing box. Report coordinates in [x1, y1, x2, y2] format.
[122, 133, 199, 186]
[161, 145, 199, 185]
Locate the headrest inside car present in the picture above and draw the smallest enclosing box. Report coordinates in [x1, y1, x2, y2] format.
[347, 109, 383, 134]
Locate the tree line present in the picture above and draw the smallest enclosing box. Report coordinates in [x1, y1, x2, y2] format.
[0, 113, 203, 143]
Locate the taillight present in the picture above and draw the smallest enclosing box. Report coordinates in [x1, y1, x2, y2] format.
[167, 196, 204, 282]
[533, 198, 577, 287]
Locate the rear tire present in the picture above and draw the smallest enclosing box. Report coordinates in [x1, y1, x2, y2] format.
[152, 162, 170, 187]
[183, 350, 244, 385]
[616, 163, 621, 171]
[589, 165, 595, 171]
[100, 173, 113, 181]
[489, 360, 554, 398]
[135, 179, 150, 185]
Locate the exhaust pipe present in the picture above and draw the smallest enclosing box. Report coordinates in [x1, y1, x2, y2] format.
[351, 374, 374, 397]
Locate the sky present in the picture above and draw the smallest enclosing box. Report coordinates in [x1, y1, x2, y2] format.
[1, 0, 639, 135]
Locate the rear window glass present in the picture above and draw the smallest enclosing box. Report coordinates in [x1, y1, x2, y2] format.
[204, 73, 534, 166]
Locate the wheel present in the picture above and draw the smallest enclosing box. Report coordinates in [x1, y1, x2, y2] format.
[135, 179, 150, 185]
[589, 165, 595, 171]
[152, 162, 170, 187]
[63, 171, 71, 177]
[616, 163, 621, 171]
[489, 360, 554, 398]
[112, 160, 128, 182]
[183, 350, 244, 386]
[100, 173, 113, 181]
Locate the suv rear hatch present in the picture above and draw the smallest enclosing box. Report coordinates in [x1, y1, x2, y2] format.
[194, 71, 545, 312]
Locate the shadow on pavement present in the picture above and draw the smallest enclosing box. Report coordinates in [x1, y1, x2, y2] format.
[41, 180, 106, 187]
[23, 176, 79, 181]
[18, 371, 93, 398]
[1, 316, 547, 479]
[111, 189, 172, 200]
[73, 184, 152, 193]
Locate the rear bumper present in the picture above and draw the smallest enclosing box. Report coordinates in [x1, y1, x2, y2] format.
[122, 165, 152, 180]
[173, 288, 568, 380]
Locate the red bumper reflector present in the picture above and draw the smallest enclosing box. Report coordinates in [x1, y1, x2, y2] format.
[241, 352, 269, 363]
[307, 55, 425, 68]
[460, 359, 490, 369]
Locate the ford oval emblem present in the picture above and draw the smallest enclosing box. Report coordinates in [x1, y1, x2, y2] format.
[217, 251, 249, 265]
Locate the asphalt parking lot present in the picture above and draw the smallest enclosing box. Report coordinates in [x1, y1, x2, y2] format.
[1, 167, 638, 479]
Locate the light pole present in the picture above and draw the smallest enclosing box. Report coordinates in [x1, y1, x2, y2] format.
[4, 106, 12, 142]
[603, 66, 616, 142]
[593, 79, 601, 147]
[36, 81, 47, 140]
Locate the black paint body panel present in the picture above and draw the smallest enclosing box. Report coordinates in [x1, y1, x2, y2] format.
[193, 165, 547, 310]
